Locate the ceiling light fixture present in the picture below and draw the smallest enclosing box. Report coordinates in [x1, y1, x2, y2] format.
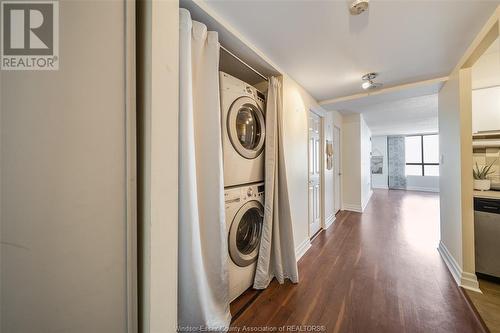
[361, 72, 383, 90]
[349, 0, 369, 15]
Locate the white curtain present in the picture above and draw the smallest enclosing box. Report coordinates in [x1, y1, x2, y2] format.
[253, 77, 299, 289]
[178, 9, 231, 331]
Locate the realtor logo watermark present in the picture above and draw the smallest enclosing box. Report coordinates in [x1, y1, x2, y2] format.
[1, 0, 59, 70]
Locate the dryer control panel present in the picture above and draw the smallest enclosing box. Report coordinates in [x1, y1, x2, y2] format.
[220, 71, 266, 107]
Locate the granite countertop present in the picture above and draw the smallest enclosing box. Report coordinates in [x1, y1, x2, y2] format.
[473, 190, 500, 200]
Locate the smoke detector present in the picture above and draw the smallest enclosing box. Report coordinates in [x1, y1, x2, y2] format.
[361, 73, 383, 90]
[349, 0, 369, 15]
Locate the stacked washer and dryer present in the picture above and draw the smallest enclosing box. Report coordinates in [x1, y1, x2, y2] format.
[219, 72, 267, 302]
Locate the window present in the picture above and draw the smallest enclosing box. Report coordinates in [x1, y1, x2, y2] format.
[405, 134, 439, 176]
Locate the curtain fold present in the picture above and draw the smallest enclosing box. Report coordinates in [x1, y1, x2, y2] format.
[253, 77, 299, 289]
[388, 136, 407, 190]
[178, 8, 231, 331]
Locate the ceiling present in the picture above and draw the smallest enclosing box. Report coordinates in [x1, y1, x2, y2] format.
[320, 78, 445, 112]
[362, 94, 438, 136]
[204, 0, 498, 101]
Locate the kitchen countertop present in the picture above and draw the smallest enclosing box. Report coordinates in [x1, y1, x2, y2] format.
[474, 190, 500, 200]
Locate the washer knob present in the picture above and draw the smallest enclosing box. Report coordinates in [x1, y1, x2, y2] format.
[247, 187, 253, 197]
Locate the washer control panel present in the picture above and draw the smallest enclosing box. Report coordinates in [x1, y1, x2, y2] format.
[243, 183, 265, 200]
[224, 183, 265, 209]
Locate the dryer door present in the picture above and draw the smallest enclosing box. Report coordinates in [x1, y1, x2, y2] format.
[229, 200, 264, 267]
[227, 96, 265, 159]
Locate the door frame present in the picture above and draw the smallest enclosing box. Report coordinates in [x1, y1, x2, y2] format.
[124, 1, 137, 331]
[333, 125, 342, 215]
[308, 107, 326, 238]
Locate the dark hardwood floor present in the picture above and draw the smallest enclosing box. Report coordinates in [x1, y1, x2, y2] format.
[231, 190, 485, 332]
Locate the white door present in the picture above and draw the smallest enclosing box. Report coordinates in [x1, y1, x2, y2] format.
[309, 112, 321, 237]
[334, 126, 341, 214]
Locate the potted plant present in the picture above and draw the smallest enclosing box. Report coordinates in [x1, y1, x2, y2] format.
[473, 160, 496, 191]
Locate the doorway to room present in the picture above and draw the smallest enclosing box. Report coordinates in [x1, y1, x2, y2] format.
[308, 111, 322, 238]
[333, 126, 341, 215]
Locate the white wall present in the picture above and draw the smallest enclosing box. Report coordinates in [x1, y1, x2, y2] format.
[406, 176, 440, 192]
[1, 1, 134, 331]
[371, 136, 388, 189]
[282, 75, 312, 252]
[324, 111, 342, 227]
[360, 115, 373, 210]
[341, 114, 372, 212]
[438, 69, 473, 287]
[324, 113, 334, 226]
[342, 114, 362, 211]
[138, 0, 179, 331]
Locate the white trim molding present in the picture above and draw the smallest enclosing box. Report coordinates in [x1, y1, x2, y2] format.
[319, 76, 449, 106]
[325, 214, 336, 229]
[406, 186, 439, 193]
[372, 185, 389, 190]
[461, 272, 481, 293]
[295, 238, 312, 261]
[362, 190, 373, 212]
[343, 203, 363, 213]
[438, 241, 481, 293]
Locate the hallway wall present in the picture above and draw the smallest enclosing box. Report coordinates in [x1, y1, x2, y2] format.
[137, 0, 179, 331]
[437, 7, 499, 291]
[1, 1, 134, 331]
[342, 114, 362, 210]
[324, 112, 336, 227]
[371, 136, 389, 189]
[438, 67, 476, 290]
[342, 114, 372, 212]
[360, 116, 373, 210]
[282, 75, 342, 255]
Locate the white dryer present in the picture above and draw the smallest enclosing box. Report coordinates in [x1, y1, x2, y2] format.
[220, 72, 266, 187]
[224, 182, 265, 302]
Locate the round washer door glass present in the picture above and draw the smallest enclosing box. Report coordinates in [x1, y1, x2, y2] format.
[229, 200, 264, 267]
[228, 96, 265, 159]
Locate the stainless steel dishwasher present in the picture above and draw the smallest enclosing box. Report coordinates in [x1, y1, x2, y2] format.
[474, 197, 500, 281]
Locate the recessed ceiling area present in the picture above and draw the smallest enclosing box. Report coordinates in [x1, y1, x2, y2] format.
[204, 0, 498, 101]
[319, 78, 445, 112]
[320, 79, 442, 136]
[361, 94, 438, 136]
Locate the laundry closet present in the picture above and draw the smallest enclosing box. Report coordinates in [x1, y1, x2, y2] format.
[218, 60, 268, 304]
[177, 1, 299, 330]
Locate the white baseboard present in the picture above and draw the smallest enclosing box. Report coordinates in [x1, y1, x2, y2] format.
[406, 186, 439, 193]
[342, 203, 362, 213]
[325, 214, 335, 229]
[461, 272, 481, 293]
[437, 241, 461, 284]
[372, 185, 388, 189]
[437, 241, 481, 293]
[361, 190, 373, 211]
[295, 238, 311, 261]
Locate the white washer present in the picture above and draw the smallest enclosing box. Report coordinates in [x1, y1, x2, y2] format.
[224, 182, 265, 302]
[220, 72, 266, 187]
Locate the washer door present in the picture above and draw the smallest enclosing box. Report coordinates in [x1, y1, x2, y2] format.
[227, 96, 265, 159]
[229, 200, 264, 267]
